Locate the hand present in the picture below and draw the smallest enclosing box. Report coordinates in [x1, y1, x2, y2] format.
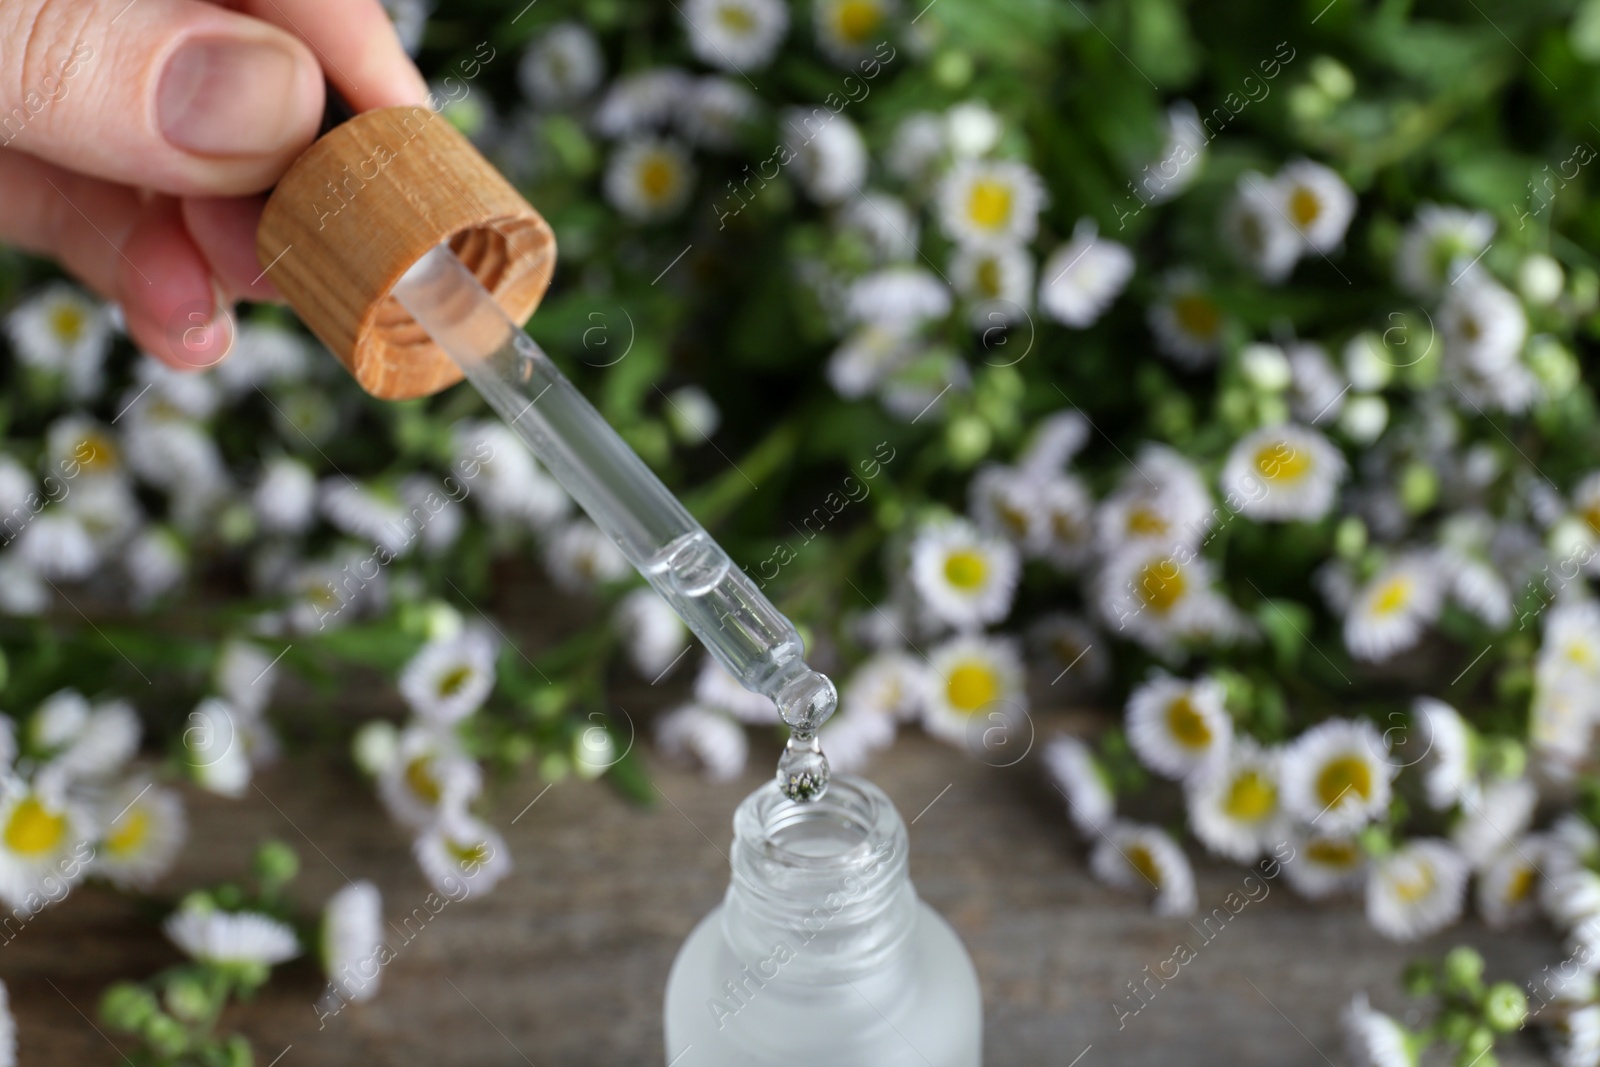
[0, 0, 430, 369]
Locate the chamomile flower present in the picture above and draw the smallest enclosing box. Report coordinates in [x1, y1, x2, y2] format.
[1221, 424, 1346, 522]
[1096, 543, 1241, 653]
[656, 704, 748, 782]
[322, 881, 384, 1003]
[1282, 830, 1367, 899]
[1343, 992, 1421, 1067]
[1148, 271, 1225, 368]
[319, 479, 411, 558]
[1089, 822, 1197, 916]
[184, 698, 251, 798]
[1395, 203, 1495, 298]
[1027, 613, 1110, 692]
[94, 782, 186, 889]
[543, 519, 630, 592]
[885, 111, 945, 184]
[604, 137, 696, 222]
[1549, 1004, 1600, 1067]
[614, 589, 689, 680]
[845, 267, 952, 328]
[937, 159, 1046, 248]
[519, 23, 604, 107]
[125, 526, 185, 606]
[252, 457, 317, 535]
[920, 635, 1027, 749]
[46, 698, 140, 782]
[1037, 222, 1135, 328]
[1280, 718, 1394, 834]
[213, 323, 309, 398]
[1041, 736, 1114, 837]
[826, 324, 915, 398]
[1477, 839, 1545, 928]
[968, 464, 1049, 550]
[1125, 674, 1231, 780]
[46, 415, 122, 481]
[1275, 159, 1356, 253]
[840, 651, 926, 722]
[814, 0, 896, 64]
[837, 191, 920, 263]
[1094, 445, 1213, 552]
[1145, 101, 1206, 203]
[908, 519, 1021, 630]
[1342, 554, 1446, 662]
[950, 243, 1033, 326]
[0, 784, 92, 909]
[399, 630, 496, 725]
[413, 810, 511, 895]
[4, 283, 111, 399]
[593, 68, 692, 138]
[680, 77, 759, 150]
[1439, 273, 1528, 373]
[30, 689, 90, 752]
[1017, 410, 1090, 475]
[1287, 342, 1348, 425]
[1186, 740, 1288, 863]
[1366, 837, 1469, 941]
[818, 706, 896, 774]
[1452, 776, 1538, 868]
[1225, 172, 1302, 283]
[165, 901, 300, 967]
[1413, 698, 1474, 811]
[377, 726, 483, 829]
[695, 658, 781, 724]
[683, 0, 789, 71]
[785, 110, 867, 203]
[453, 420, 570, 529]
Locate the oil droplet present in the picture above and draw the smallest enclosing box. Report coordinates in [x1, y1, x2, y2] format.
[777, 729, 829, 802]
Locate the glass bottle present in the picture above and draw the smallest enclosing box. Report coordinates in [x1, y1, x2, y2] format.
[664, 776, 982, 1066]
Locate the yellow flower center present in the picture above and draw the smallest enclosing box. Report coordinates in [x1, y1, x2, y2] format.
[1136, 558, 1186, 615]
[717, 1, 757, 32]
[1370, 575, 1413, 617]
[1315, 753, 1372, 807]
[943, 549, 989, 592]
[1126, 505, 1168, 536]
[309, 582, 342, 609]
[405, 756, 441, 804]
[1505, 865, 1535, 904]
[946, 662, 999, 713]
[1165, 695, 1213, 749]
[1126, 844, 1162, 887]
[1289, 185, 1322, 228]
[75, 432, 119, 474]
[436, 664, 475, 698]
[50, 303, 87, 344]
[4, 796, 67, 856]
[1391, 861, 1436, 903]
[974, 256, 1003, 298]
[1566, 639, 1598, 670]
[1585, 503, 1600, 537]
[1254, 441, 1309, 483]
[1306, 837, 1360, 869]
[997, 501, 1032, 537]
[448, 839, 491, 868]
[105, 808, 151, 858]
[639, 155, 678, 201]
[1172, 293, 1220, 339]
[833, 0, 882, 44]
[966, 179, 1014, 231]
[1223, 770, 1277, 821]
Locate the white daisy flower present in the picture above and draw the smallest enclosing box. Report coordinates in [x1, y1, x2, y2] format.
[937, 159, 1046, 248]
[123, 420, 228, 514]
[213, 323, 310, 398]
[1549, 1004, 1600, 1067]
[920, 635, 1027, 749]
[322, 880, 384, 1003]
[679, 77, 759, 150]
[46, 697, 140, 782]
[46, 415, 122, 483]
[319, 479, 411, 559]
[1394, 203, 1495, 298]
[1443, 549, 1512, 630]
[845, 267, 952, 329]
[885, 111, 945, 184]
[0, 784, 92, 910]
[837, 191, 920, 263]
[1041, 735, 1114, 837]
[1225, 171, 1302, 283]
[1342, 554, 1446, 662]
[1096, 543, 1243, 653]
[1448, 353, 1543, 416]
[784, 109, 867, 203]
[593, 68, 692, 138]
[1280, 718, 1394, 833]
[184, 698, 252, 797]
[826, 323, 915, 399]
[1148, 270, 1225, 368]
[840, 651, 926, 722]
[125, 526, 185, 606]
[1094, 445, 1213, 552]
[656, 704, 748, 782]
[29, 689, 90, 753]
[1413, 697, 1474, 811]
[1017, 410, 1090, 475]
[399, 475, 464, 557]
[1027, 613, 1110, 692]
[614, 588, 689, 680]
[818, 706, 896, 774]
[377, 726, 483, 829]
[94, 782, 186, 889]
[1476, 839, 1545, 928]
[1186, 740, 1288, 863]
[683, 0, 789, 71]
[453, 420, 570, 529]
[604, 137, 696, 222]
[814, 0, 897, 64]
[252, 456, 317, 536]
[518, 23, 605, 107]
[694, 657, 780, 724]
[1089, 822, 1197, 916]
[1125, 674, 1231, 781]
[1452, 776, 1537, 869]
[1366, 837, 1469, 941]
[4, 283, 112, 399]
[1282, 830, 1367, 899]
[165, 902, 300, 967]
[544, 520, 630, 593]
[1143, 101, 1206, 204]
[1342, 992, 1420, 1067]
[944, 101, 1002, 159]
[908, 518, 1021, 630]
[1275, 159, 1356, 253]
[1221, 423, 1346, 522]
[968, 464, 1049, 549]
[1440, 272, 1527, 373]
[398, 629, 496, 725]
[950, 243, 1034, 326]
[413, 810, 511, 895]
[1037, 221, 1135, 328]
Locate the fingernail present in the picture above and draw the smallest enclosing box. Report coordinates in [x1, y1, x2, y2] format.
[159, 37, 309, 156]
[168, 281, 236, 368]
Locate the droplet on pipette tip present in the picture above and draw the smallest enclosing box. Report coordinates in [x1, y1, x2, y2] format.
[777, 730, 829, 803]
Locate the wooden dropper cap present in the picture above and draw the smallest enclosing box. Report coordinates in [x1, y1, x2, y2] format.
[255, 105, 556, 400]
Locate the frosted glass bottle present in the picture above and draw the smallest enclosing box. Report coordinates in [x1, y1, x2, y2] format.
[664, 776, 982, 1066]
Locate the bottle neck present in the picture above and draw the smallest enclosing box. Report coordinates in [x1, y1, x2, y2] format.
[721, 777, 916, 985]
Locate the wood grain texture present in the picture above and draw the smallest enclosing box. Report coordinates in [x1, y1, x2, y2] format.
[7, 728, 1559, 1066]
[256, 106, 556, 400]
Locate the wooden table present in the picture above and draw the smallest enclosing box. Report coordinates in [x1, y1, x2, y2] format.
[9, 724, 1559, 1065]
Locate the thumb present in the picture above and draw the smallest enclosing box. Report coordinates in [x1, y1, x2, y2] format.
[0, 0, 325, 197]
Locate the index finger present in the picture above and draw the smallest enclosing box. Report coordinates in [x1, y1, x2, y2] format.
[238, 0, 430, 111]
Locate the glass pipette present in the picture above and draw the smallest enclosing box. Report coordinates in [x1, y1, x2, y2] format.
[391, 243, 835, 801]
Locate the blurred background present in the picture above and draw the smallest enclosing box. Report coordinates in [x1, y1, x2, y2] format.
[7, 0, 1600, 1063]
